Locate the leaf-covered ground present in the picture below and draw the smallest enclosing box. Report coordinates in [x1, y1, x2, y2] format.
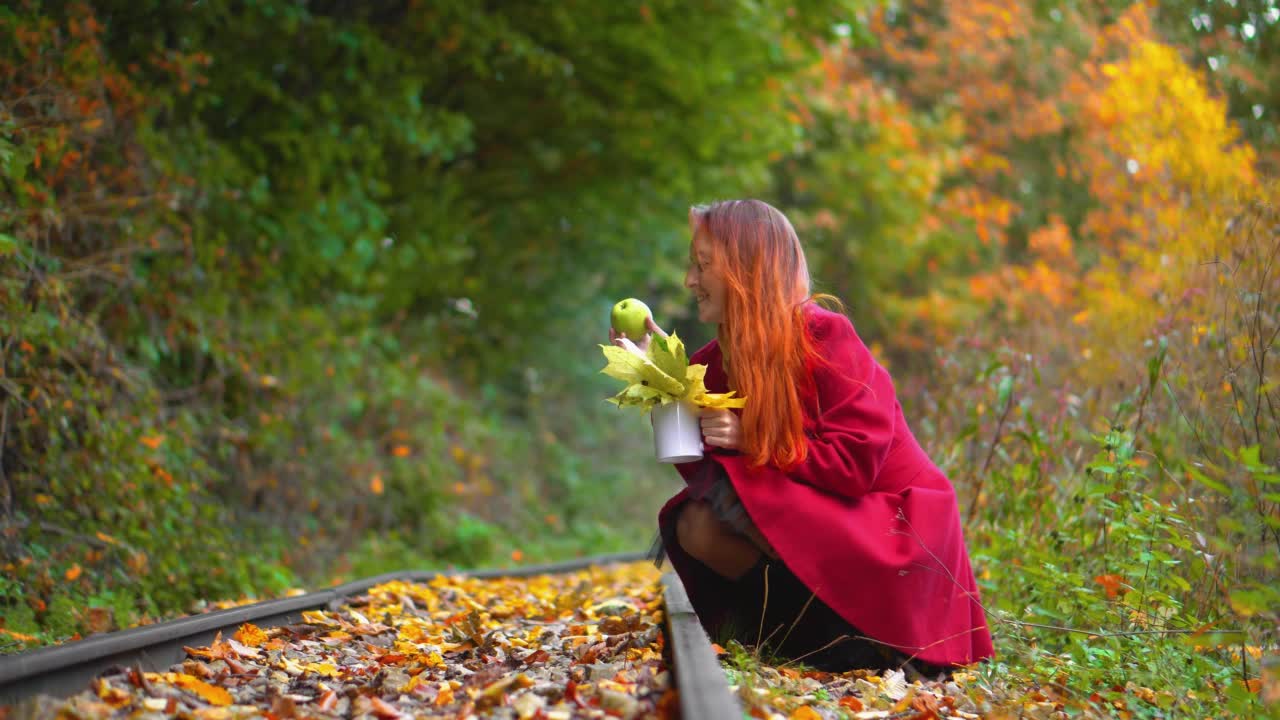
[12, 562, 675, 719]
[721, 643, 1033, 720]
[13, 559, 1261, 719]
[716, 639, 1258, 720]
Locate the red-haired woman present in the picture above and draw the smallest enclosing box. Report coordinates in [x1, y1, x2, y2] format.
[614, 199, 993, 675]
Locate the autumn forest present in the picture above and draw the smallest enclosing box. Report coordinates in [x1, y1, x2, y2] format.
[2, 0, 1278, 716]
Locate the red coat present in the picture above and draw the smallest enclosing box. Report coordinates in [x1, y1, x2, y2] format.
[658, 304, 994, 667]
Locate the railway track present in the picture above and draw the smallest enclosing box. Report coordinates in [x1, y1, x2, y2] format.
[0, 552, 740, 719]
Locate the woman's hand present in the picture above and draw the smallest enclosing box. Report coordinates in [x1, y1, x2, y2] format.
[700, 407, 743, 450]
[609, 315, 668, 355]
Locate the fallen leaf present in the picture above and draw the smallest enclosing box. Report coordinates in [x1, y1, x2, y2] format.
[368, 696, 406, 718]
[300, 661, 340, 678]
[184, 636, 228, 661]
[226, 638, 261, 657]
[270, 695, 298, 719]
[477, 673, 536, 708]
[93, 679, 131, 707]
[912, 692, 940, 714]
[169, 673, 233, 706]
[882, 668, 908, 700]
[84, 607, 112, 634]
[233, 623, 269, 647]
[839, 696, 864, 712]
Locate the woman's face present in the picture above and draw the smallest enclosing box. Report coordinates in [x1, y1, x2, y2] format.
[684, 232, 727, 324]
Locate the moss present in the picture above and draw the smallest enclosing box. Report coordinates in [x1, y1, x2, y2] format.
[43, 595, 82, 639]
[2, 602, 40, 637]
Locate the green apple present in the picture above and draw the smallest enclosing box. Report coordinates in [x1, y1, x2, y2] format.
[611, 298, 652, 339]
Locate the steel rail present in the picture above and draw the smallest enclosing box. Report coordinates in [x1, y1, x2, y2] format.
[0, 551, 741, 719]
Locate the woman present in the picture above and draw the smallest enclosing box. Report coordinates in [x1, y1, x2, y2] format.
[614, 199, 993, 674]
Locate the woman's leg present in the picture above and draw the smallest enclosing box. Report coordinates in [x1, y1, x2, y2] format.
[675, 500, 762, 580]
[705, 481, 779, 560]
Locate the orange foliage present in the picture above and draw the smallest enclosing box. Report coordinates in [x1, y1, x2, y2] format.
[1026, 217, 1075, 268]
[826, 1, 1264, 371]
[1093, 574, 1124, 599]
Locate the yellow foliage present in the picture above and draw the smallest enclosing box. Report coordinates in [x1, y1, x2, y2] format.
[945, 4, 1263, 382]
[1070, 34, 1260, 379]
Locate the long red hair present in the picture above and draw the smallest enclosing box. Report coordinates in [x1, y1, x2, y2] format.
[689, 199, 834, 470]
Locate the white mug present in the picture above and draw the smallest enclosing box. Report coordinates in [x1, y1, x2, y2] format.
[652, 400, 704, 463]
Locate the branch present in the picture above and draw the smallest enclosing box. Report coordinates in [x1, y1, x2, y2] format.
[888, 511, 1246, 655]
[966, 372, 1016, 524]
[1006, 621, 1241, 639]
[1, 519, 141, 557]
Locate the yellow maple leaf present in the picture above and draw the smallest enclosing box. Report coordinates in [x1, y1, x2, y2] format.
[648, 332, 688, 381]
[694, 391, 747, 409]
[607, 382, 666, 410]
[599, 344, 685, 396]
[600, 331, 746, 410]
[684, 367, 746, 409]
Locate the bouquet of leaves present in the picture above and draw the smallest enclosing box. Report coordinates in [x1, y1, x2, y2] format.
[599, 332, 746, 412]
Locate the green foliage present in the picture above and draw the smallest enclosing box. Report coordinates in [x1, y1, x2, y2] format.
[911, 298, 1277, 716]
[775, 59, 978, 344]
[94, 0, 868, 390]
[1, 0, 861, 645]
